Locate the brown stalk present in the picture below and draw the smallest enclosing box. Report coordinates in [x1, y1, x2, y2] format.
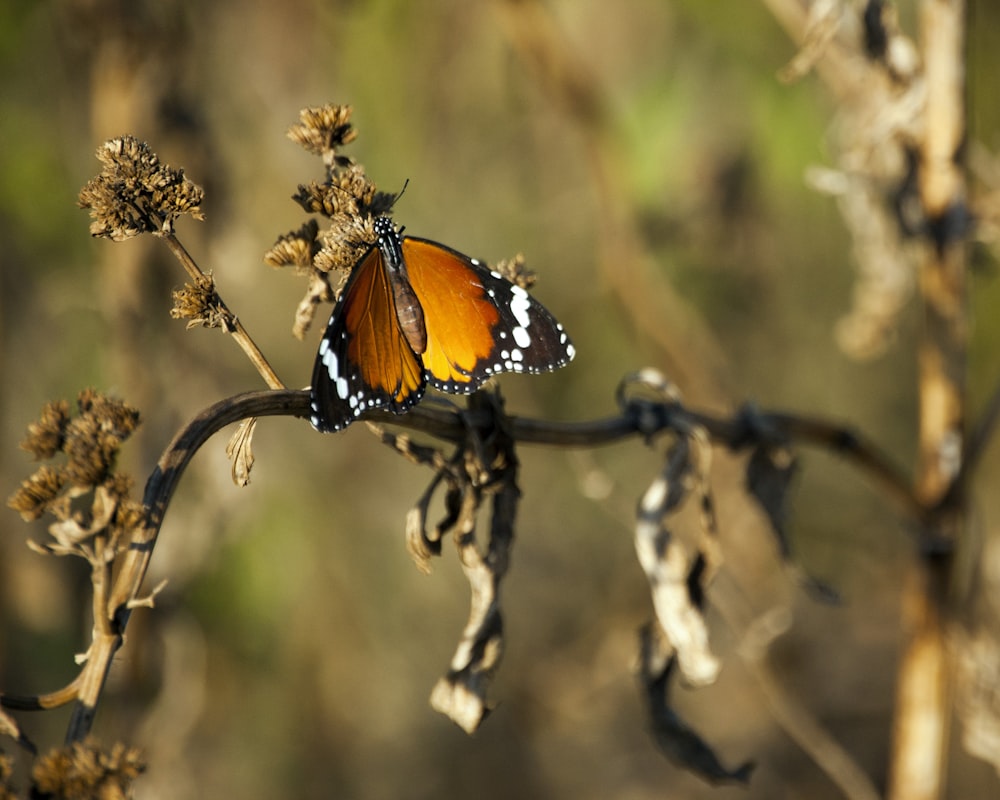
[62, 390, 303, 743]
[888, 2, 968, 799]
[759, 1, 974, 796]
[161, 232, 284, 391]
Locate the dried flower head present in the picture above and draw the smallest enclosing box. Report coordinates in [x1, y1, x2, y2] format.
[265, 219, 321, 270]
[288, 104, 358, 165]
[76, 388, 142, 440]
[7, 390, 141, 529]
[493, 253, 538, 290]
[32, 739, 144, 800]
[64, 416, 114, 488]
[8, 466, 65, 522]
[63, 391, 141, 487]
[78, 135, 205, 241]
[293, 181, 353, 219]
[273, 104, 400, 336]
[292, 165, 392, 220]
[20, 399, 70, 460]
[170, 274, 230, 329]
[314, 214, 378, 276]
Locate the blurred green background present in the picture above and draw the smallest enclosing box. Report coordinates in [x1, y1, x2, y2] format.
[2, 1, 999, 798]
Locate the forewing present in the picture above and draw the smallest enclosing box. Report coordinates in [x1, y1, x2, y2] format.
[402, 237, 575, 394]
[310, 247, 426, 432]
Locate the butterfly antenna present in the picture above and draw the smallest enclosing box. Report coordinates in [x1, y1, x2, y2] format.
[390, 179, 410, 208]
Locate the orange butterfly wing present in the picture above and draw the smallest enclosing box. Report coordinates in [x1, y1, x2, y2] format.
[401, 237, 575, 393]
[310, 218, 575, 433]
[309, 246, 425, 432]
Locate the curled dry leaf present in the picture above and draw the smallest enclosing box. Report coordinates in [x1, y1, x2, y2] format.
[225, 418, 256, 487]
[639, 624, 755, 784]
[634, 438, 720, 687]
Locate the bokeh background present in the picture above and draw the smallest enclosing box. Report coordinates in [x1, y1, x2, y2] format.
[2, 1, 1000, 798]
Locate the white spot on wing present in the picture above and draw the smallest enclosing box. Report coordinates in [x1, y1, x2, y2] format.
[509, 285, 532, 329]
[513, 326, 531, 348]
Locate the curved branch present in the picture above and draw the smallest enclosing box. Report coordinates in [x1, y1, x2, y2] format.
[1, 675, 83, 711]
[60, 385, 923, 743]
[131, 389, 923, 527]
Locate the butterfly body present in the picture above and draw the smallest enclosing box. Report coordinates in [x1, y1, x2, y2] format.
[310, 216, 574, 432]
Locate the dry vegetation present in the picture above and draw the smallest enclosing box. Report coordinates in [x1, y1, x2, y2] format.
[1, 1, 999, 799]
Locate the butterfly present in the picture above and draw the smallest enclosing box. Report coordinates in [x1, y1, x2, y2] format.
[309, 216, 575, 432]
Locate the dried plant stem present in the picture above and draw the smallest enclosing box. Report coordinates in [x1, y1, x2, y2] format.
[161, 232, 284, 390]
[888, 2, 968, 799]
[0, 377, 929, 753]
[66, 632, 120, 741]
[159, 230, 205, 284]
[24, 384, 926, 744]
[514, 407, 923, 523]
[0, 678, 82, 711]
[62, 390, 303, 743]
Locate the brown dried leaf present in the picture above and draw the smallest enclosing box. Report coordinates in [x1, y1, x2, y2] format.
[635, 439, 719, 687]
[225, 418, 256, 487]
[639, 624, 755, 784]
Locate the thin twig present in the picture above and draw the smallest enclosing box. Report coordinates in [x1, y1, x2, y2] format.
[162, 232, 285, 390]
[0, 676, 83, 712]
